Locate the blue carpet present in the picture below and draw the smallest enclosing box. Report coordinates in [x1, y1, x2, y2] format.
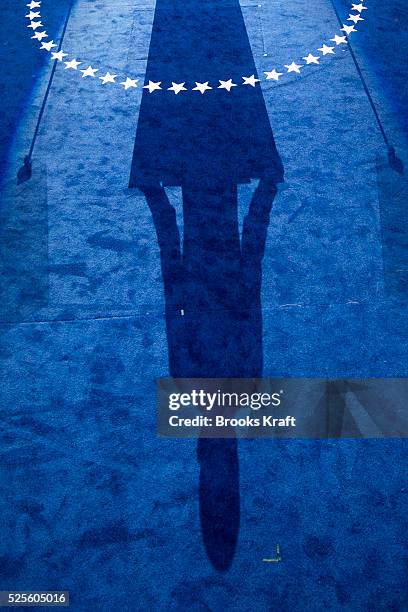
[0, 0, 407, 609]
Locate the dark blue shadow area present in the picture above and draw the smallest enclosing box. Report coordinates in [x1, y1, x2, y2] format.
[0, 0, 73, 186]
[129, 0, 283, 570]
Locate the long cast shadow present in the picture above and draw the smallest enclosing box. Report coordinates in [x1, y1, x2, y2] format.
[129, 0, 284, 571]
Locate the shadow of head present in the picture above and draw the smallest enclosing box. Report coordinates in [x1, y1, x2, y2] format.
[197, 438, 240, 572]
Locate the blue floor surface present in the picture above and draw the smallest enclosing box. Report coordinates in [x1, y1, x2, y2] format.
[0, 0, 407, 609]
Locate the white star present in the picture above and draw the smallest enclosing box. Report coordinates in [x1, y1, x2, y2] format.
[318, 44, 335, 55]
[64, 59, 81, 70]
[348, 13, 364, 22]
[80, 65, 99, 78]
[285, 62, 302, 73]
[40, 40, 56, 51]
[218, 79, 237, 91]
[330, 34, 347, 45]
[99, 72, 117, 84]
[192, 81, 212, 94]
[167, 82, 187, 94]
[242, 74, 260, 87]
[303, 53, 320, 65]
[27, 20, 43, 30]
[143, 80, 162, 92]
[264, 69, 283, 81]
[31, 30, 47, 41]
[26, 11, 40, 19]
[51, 50, 67, 61]
[351, 3, 368, 11]
[341, 24, 357, 34]
[121, 77, 138, 90]
[27, 1, 41, 8]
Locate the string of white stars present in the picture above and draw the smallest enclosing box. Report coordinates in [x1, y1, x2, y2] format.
[24, 0, 369, 93]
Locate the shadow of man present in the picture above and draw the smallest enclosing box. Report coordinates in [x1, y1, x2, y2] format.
[129, 0, 284, 571]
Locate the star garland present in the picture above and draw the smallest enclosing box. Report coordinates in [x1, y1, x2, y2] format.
[25, 0, 368, 94]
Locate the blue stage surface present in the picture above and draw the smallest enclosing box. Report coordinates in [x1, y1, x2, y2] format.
[0, 0, 407, 609]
